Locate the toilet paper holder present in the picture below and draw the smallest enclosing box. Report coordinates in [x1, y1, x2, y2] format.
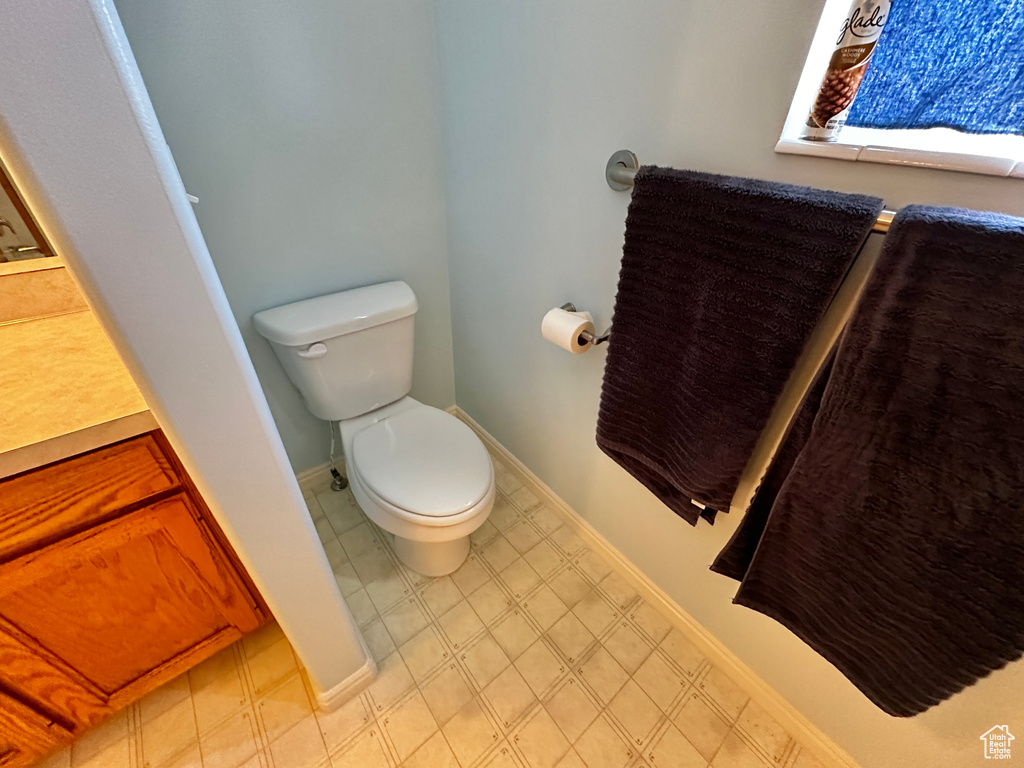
[561, 303, 611, 346]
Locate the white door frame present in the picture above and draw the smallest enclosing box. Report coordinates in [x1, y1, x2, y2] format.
[0, 0, 373, 706]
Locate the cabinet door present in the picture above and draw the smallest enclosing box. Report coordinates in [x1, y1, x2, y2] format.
[0, 494, 262, 712]
[0, 687, 70, 768]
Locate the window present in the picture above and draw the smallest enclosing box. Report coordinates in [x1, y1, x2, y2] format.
[777, 0, 1024, 178]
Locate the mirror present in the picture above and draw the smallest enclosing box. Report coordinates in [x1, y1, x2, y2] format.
[0, 160, 53, 263]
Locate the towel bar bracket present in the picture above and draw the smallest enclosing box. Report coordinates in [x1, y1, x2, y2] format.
[560, 302, 611, 346]
[606, 150, 639, 191]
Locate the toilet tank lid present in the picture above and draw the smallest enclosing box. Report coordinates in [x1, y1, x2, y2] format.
[253, 281, 418, 346]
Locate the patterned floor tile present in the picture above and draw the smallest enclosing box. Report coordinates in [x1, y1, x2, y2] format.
[659, 629, 707, 680]
[461, 633, 513, 690]
[402, 731, 460, 768]
[363, 617, 398, 662]
[550, 527, 588, 558]
[451, 554, 492, 596]
[547, 567, 592, 609]
[491, 609, 541, 661]
[543, 677, 599, 744]
[505, 519, 544, 554]
[575, 550, 613, 585]
[420, 664, 475, 727]
[379, 692, 438, 762]
[673, 689, 731, 762]
[629, 602, 674, 645]
[647, 722, 708, 768]
[601, 621, 654, 675]
[331, 726, 393, 768]
[399, 626, 451, 682]
[522, 585, 569, 631]
[366, 652, 415, 714]
[490, 496, 522, 531]
[572, 714, 635, 768]
[605, 680, 662, 749]
[499, 558, 543, 601]
[420, 576, 464, 619]
[712, 731, 773, 768]
[523, 540, 567, 579]
[483, 535, 521, 572]
[572, 592, 618, 638]
[633, 653, 687, 714]
[468, 579, 515, 626]
[507, 486, 542, 514]
[596, 573, 639, 613]
[734, 700, 794, 764]
[437, 599, 487, 650]
[546, 613, 597, 665]
[267, 715, 329, 768]
[314, 693, 372, 754]
[576, 648, 628, 706]
[47, 458, 829, 768]
[697, 667, 750, 724]
[442, 697, 501, 767]
[528, 506, 564, 536]
[472, 520, 502, 549]
[511, 707, 571, 768]
[515, 639, 568, 698]
[483, 666, 538, 731]
[381, 597, 431, 647]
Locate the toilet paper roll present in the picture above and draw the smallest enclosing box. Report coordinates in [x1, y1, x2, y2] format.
[541, 307, 595, 354]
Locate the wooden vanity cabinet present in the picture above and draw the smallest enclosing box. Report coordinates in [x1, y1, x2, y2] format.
[0, 432, 268, 765]
[0, 687, 71, 767]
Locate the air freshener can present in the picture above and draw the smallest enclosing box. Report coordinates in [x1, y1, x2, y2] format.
[801, 0, 890, 142]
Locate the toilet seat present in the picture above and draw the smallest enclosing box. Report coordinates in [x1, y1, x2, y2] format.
[351, 405, 493, 518]
[352, 466, 494, 535]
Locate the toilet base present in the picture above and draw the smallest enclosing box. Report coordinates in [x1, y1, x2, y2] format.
[393, 534, 470, 577]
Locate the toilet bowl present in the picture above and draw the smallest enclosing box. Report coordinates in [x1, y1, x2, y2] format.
[253, 281, 494, 576]
[340, 397, 494, 576]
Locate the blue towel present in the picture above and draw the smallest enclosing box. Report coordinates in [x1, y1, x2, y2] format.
[847, 0, 1024, 135]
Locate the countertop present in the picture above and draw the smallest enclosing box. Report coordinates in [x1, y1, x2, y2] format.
[0, 309, 157, 479]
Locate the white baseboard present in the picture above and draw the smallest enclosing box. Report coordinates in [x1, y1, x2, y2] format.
[296, 457, 376, 712]
[296, 460, 345, 491]
[449, 405, 860, 768]
[314, 654, 377, 712]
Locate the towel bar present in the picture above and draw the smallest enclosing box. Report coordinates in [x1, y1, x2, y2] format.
[605, 150, 898, 234]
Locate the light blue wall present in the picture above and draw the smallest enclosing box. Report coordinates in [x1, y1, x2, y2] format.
[433, 2, 1023, 767]
[115, 0, 456, 472]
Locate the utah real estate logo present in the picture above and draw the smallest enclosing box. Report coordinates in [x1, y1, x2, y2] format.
[980, 726, 1014, 759]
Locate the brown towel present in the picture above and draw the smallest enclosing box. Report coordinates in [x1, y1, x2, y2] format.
[596, 167, 882, 524]
[732, 205, 1024, 716]
[711, 355, 834, 580]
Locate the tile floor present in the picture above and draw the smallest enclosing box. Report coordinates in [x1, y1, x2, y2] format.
[34, 454, 829, 768]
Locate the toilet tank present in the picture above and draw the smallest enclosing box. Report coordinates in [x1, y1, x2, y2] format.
[253, 281, 418, 421]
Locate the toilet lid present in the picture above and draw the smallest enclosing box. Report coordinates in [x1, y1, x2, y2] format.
[351, 407, 493, 517]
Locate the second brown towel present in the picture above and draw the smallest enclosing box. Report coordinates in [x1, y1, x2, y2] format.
[727, 205, 1024, 716]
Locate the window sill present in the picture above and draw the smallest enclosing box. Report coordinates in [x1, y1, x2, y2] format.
[775, 127, 1024, 179]
[780, 0, 1024, 181]
[779, 0, 1024, 181]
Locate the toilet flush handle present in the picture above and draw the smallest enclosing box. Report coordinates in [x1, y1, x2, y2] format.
[297, 342, 328, 359]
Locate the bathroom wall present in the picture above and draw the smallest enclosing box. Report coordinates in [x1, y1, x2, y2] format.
[114, 0, 456, 472]
[434, 2, 1024, 767]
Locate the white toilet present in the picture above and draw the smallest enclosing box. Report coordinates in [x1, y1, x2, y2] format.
[254, 281, 494, 576]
